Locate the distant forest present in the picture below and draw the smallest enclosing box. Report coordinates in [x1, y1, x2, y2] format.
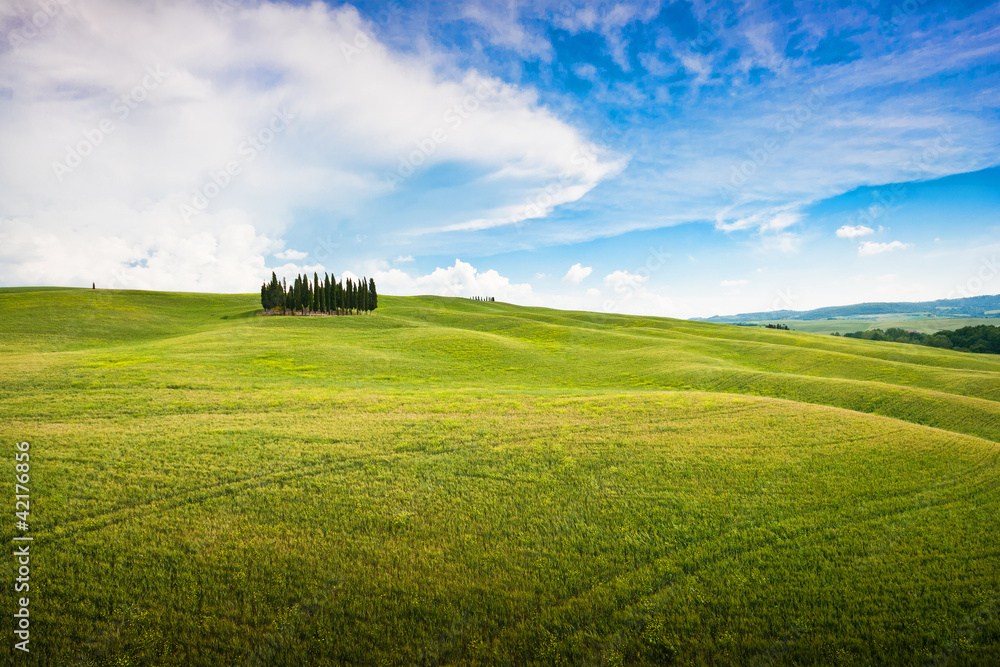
[260, 272, 376, 315]
[836, 325, 1000, 354]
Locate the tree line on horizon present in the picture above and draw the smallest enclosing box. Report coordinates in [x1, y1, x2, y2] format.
[260, 272, 377, 315]
[835, 324, 1000, 354]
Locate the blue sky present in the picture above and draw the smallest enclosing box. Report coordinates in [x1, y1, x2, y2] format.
[0, 0, 998, 317]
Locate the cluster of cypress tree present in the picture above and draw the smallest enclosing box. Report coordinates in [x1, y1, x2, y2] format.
[260, 271, 377, 315]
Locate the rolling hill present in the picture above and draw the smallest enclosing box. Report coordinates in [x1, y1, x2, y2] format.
[2, 287, 999, 665]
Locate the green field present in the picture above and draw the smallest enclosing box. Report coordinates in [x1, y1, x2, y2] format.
[742, 317, 1000, 335]
[2, 287, 999, 666]
[750, 315, 1000, 334]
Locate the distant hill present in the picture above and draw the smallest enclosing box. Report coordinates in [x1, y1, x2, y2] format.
[695, 293, 1000, 323]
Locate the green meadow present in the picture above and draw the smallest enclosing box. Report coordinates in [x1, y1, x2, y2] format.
[743, 317, 1000, 335]
[2, 287, 999, 666]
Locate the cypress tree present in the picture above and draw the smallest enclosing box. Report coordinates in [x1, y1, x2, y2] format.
[324, 273, 331, 313]
[369, 278, 377, 312]
[304, 274, 311, 314]
[313, 272, 320, 312]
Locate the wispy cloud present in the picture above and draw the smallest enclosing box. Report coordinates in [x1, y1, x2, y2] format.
[836, 225, 874, 238]
[858, 240, 912, 256]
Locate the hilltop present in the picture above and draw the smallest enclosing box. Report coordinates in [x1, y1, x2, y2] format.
[2, 287, 999, 665]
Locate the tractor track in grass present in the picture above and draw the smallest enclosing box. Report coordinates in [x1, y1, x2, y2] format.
[41, 456, 363, 544]
[491, 474, 1000, 656]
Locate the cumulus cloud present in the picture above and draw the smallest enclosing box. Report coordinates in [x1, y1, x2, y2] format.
[858, 240, 912, 256]
[371, 259, 533, 300]
[601, 270, 673, 315]
[274, 249, 308, 260]
[0, 0, 621, 291]
[562, 263, 593, 284]
[603, 269, 648, 289]
[720, 279, 748, 288]
[836, 225, 875, 238]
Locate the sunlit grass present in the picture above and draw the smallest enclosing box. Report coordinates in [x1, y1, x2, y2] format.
[1, 288, 999, 665]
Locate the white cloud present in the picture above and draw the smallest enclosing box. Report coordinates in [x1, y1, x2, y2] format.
[0, 0, 621, 291]
[716, 208, 800, 233]
[858, 240, 912, 256]
[562, 263, 593, 284]
[720, 279, 749, 288]
[601, 270, 673, 315]
[760, 211, 800, 232]
[394, 255, 414, 263]
[836, 225, 875, 238]
[757, 232, 802, 254]
[372, 259, 533, 300]
[572, 63, 599, 81]
[603, 270, 648, 290]
[460, 2, 553, 59]
[274, 249, 308, 260]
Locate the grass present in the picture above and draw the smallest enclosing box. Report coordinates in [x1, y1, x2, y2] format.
[2, 287, 999, 665]
[745, 317, 1000, 335]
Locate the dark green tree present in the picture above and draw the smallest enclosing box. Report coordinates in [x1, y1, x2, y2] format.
[313, 272, 320, 312]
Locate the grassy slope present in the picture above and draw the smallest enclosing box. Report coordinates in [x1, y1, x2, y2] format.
[2, 288, 999, 666]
